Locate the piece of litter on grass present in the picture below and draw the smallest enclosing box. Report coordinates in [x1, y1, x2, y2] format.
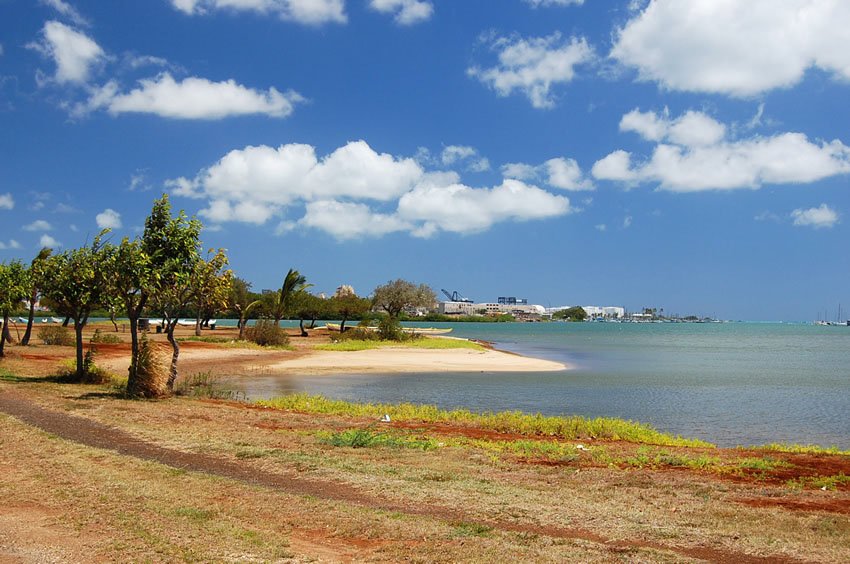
[576, 444, 588, 451]
[380, 414, 391, 422]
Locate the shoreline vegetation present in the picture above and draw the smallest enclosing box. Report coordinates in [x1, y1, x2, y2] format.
[0, 322, 849, 561]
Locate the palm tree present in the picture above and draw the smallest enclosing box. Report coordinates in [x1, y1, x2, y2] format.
[269, 269, 311, 326]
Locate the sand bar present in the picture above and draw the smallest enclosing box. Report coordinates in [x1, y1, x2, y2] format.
[267, 347, 568, 374]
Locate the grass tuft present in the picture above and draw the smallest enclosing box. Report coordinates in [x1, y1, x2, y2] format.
[257, 393, 712, 448]
[756, 443, 850, 456]
[318, 427, 439, 450]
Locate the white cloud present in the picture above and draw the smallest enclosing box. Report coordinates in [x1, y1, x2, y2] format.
[611, 0, 850, 96]
[594, 109, 850, 191]
[468, 33, 593, 109]
[594, 224, 607, 231]
[0, 193, 13, 210]
[24, 220, 53, 232]
[441, 145, 490, 172]
[524, 0, 584, 6]
[28, 21, 104, 85]
[78, 73, 303, 119]
[172, 140, 574, 238]
[0, 240, 21, 250]
[502, 157, 593, 191]
[39, 234, 61, 248]
[300, 200, 410, 239]
[39, 0, 89, 27]
[0, 44, 4, 57]
[370, 0, 433, 25]
[397, 178, 572, 236]
[791, 204, 839, 229]
[169, 0, 347, 25]
[623, 215, 633, 229]
[95, 208, 122, 229]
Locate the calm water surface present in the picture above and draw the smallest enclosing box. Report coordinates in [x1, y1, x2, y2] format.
[224, 322, 850, 448]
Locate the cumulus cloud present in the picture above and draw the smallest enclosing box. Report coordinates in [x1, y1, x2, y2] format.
[593, 109, 850, 191]
[370, 0, 433, 25]
[77, 73, 303, 119]
[0, 240, 21, 250]
[468, 32, 593, 109]
[39, 0, 89, 27]
[28, 20, 105, 84]
[170, 140, 574, 239]
[502, 157, 593, 191]
[39, 234, 61, 248]
[612, 0, 850, 96]
[0, 193, 13, 210]
[170, 0, 346, 25]
[791, 204, 839, 228]
[441, 145, 490, 172]
[24, 220, 53, 232]
[95, 208, 122, 229]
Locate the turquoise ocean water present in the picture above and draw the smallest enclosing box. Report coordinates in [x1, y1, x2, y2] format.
[224, 321, 850, 449]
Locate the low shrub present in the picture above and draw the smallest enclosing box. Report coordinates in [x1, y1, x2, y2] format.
[38, 325, 74, 346]
[245, 320, 290, 347]
[174, 370, 240, 400]
[57, 347, 113, 384]
[91, 329, 121, 344]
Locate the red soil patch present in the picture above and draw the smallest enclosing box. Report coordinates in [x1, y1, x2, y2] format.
[736, 497, 850, 514]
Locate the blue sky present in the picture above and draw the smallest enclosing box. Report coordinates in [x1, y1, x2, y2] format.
[1, 0, 849, 321]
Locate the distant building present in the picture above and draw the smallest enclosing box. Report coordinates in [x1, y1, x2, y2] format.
[497, 297, 528, 305]
[438, 301, 476, 316]
[476, 302, 546, 317]
[546, 305, 625, 319]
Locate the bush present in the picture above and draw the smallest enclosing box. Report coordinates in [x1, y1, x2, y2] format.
[38, 325, 74, 346]
[91, 329, 121, 344]
[57, 346, 113, 384]
[245, 320, 290, 347]
[377, 316, 403, 340]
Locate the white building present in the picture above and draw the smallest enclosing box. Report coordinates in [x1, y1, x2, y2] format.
[475, 302, 546, 316]
[547, 305, 625, 319]
[438, 301, 476, 316]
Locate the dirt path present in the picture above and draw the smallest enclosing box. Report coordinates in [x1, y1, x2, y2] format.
[0, 389, 804, 564]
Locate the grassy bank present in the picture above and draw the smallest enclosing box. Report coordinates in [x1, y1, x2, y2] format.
[256, 393, 712, 448]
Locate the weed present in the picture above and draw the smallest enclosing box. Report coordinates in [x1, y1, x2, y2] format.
[787, 473, 850, 491]
[173, 507, 215, 523]
[757, 443, 850, 456]
[174, 371, 241, 400]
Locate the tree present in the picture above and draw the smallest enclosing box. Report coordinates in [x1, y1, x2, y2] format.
[40, 232, 114, 379]
[372, 279, 436, 319]
[110, 236, 152, 393]
[553, 306, 587, 322]
[291, 291, 326, 337]
[143, 196, 203, 393]
[328, 293, 371, 332]
[20, 247, 51, 346]
[0, 261, 30, 357]
[265, 268, 310, 326]
[191, 249, 233, 336]
[228, 277, 261, 340]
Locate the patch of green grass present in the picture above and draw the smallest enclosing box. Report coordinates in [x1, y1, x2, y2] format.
[317, 427, 440, 450]
[451, 521, 493, 538]
[787, 473, 850, 491]
[173, 506, 216, 523]
[174, 371, 243, 400]
[235, 447, 276, 459]
[177, 336, 292, 351]
[757, 443, 850, 456]
[464, 438, 580, 462]
[315, 337, 484, 352]
[735, 457, 791, 471]
[258, 393, 712, 448]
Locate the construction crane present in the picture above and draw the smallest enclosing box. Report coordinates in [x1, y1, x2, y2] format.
[441, 288, 473, 303]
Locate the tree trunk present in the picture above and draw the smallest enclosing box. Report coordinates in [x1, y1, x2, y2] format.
[110, 310, 118, 332]
[299, 319, 308, 337]
[195, 311, 202, 336]
[62, 316, 70, 327]
[0, 314, 8, 357]
[340, 316, 347, 333]
[238, 312, 247, 340]
[74, 321, 84, 380]
[127, 315, 139, 383]
[166, 324, 180, 392]
[21, 295, 36, 346]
